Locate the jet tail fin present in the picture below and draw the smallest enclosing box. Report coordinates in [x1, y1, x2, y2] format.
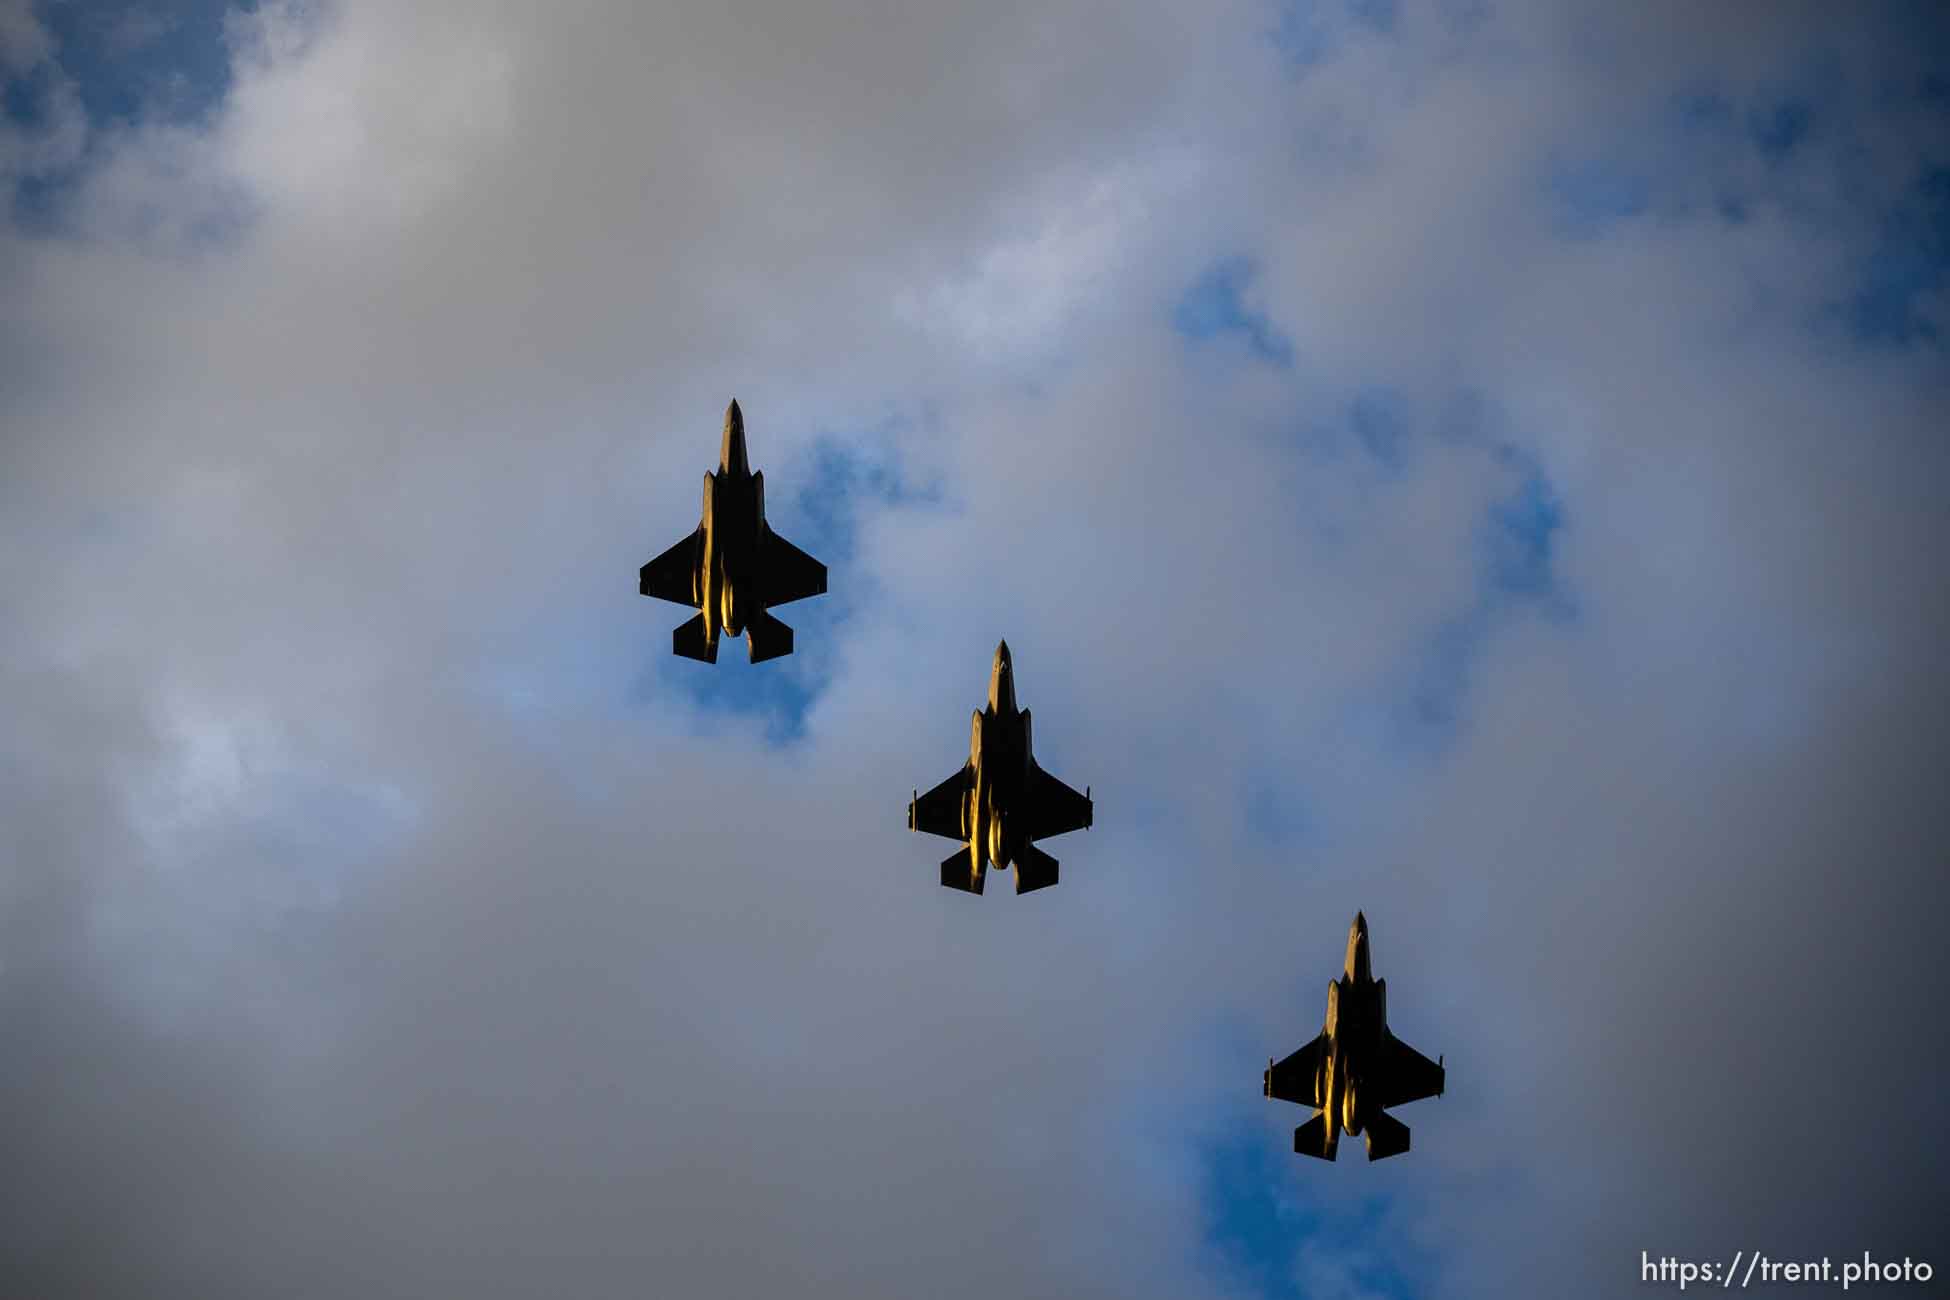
[940, 851, 984, 895]
[746, 611, 794, 663]
[673, 614, 717, 663]
[1294, 1113, 1338, 1161]
[1363, 1109, 1410, 1161]
[1014, 843, 1059, 894]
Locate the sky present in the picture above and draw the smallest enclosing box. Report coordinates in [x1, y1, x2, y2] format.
[2, 1, 1946, 1297]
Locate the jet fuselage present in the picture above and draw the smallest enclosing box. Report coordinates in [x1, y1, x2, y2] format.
[1316, 918, 1390, 1149]
[965, 645, 1032, 875]
[697, 413, 765, 651]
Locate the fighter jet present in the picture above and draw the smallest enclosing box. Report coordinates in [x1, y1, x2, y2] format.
[1264, 912, 1445, 1161]
[639, 400, 827, 663]
[908, 641, 1093, 895]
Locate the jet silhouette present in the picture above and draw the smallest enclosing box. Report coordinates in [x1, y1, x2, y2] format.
[908, 641, 1093, 895]
[1264, 913, 1446, 1160]
[639, 400, 827, 663]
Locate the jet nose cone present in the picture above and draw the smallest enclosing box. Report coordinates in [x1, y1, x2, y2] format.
[1353, 910, 1368, 934]
[995, 639, 1011, 664]
[720, 400, 749, 473]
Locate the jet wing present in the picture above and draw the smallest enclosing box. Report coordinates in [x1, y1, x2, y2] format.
[640, 530, 700, 606]
[1024, 762, 1092, 840]
[1375, 1032, 1445, 1108]
[909, 767, 970, 840]
[1266, 1034, 1325, 1107]
[760, 526, 827, 608]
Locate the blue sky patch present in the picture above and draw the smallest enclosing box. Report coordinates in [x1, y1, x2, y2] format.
[1485, 454, 1567, 603]
[1840, 164, 1949, 347]
[1202, 1124, 1326, 1298]
[1546, 158, 1653, 238]
[791, 435, 932, 566]
[1199, 1115, 1429, 1300]
[1551, 85, 1827, 239]
[6, 1, 254, 239]
[2, 60, 58, 128]
[1267, 0, 1422, 70]
[1174, 257, 1296, 366]
[1658, 69, 1950, 348]
[1397, 613, 1475, 744]
[1671, 87, 1734, 132]
[1379, 448, 1574, 757]
[1345, 0, 1399, 35]
[468, 597, 824, 754]
[1749, 98, 1814, 164]
[32, 0, 247, 129]
[1348, 387, 1411, 471]
[1243, 782, 1310, 845]
[637, 640, 826, 746]
[1268, 2, 1337, 71]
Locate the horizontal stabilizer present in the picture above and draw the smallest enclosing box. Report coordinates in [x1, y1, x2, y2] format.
[1294, 1113, 1337, 1161]
[1363, 1109, 1410, 1161]
[673, 613, 717, 663]
[746, 611, 793, 663]
[1014, 842, 1059, 894]
[941, 851, 984, 895]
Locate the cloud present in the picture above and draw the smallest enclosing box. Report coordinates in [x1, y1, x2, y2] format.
[2, 1, 1945, 1297]
[0, 0, 51, 76]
